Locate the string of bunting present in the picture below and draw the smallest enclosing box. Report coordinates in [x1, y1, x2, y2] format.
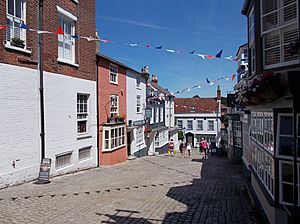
[171, 74, 236, 95]
[0, 23, 244, 62]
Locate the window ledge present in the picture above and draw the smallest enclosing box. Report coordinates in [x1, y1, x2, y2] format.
[4, 44, 32, 54]
[109, 81, 119, 85]
[57, 58, 79, 67]
[77, 134, 92, 140]
[102, 145, 126, 153]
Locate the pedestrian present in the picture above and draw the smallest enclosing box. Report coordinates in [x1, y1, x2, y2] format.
[187, 142, 192, 157]
[179, 141, 185, 157]
[200, 138, 209, 159]
[168, 138, 175, 156]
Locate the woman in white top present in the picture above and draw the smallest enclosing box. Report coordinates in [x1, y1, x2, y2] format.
[187, 143, 192, 157]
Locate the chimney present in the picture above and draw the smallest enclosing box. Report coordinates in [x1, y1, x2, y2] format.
[141, 66, 150, 80]
[151, 75, 158, 83]
[217, 85, 221, 101]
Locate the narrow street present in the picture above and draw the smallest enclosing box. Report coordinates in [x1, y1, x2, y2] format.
[0, 151, 259, 224]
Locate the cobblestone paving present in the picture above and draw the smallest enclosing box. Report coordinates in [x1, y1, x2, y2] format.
[0, 151, 260, 224]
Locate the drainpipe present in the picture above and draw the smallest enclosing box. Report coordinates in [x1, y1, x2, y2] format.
[96, 58, 100, 167]
[38, 0, 45, 160]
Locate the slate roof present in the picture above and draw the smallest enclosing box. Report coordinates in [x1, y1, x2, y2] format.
[149, 81, 172, 95]
[175, 98, 221, 114]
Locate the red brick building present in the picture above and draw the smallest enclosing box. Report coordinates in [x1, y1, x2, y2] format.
[97, 54, 128, 165]
[0, 0, 98, 188]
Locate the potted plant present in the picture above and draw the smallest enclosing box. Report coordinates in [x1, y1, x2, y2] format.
[10, 37, 25, 48]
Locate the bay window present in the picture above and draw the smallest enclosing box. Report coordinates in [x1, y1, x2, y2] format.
[261, 0, 299, 68]
[103, 125, 125, 151]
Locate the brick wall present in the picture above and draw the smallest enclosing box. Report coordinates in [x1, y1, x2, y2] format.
[0, 0, 96, 81]
[97, 55, 128, 165]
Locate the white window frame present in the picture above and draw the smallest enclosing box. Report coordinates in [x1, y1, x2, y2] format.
[155, 107, 159, 123]
[276, 113, 294, 160]
[150, 108, 154, 124]
[249, 7, 256, 75]
[233, 121, 242, 147]
[109, 65, 118, 84]
[261, 0, 299, 69]
[177, 120, 183, 129]
[6, 0, 26, 47]
[136, 77, 141, 89]
[103, 125, 126, 152]
[110, 95, 118, 118]
[57, 6, 77, 64]
[77, 93, 89, 135]
[187, 120, 193, 130]
[136, 127, 144, 146]
[208, 120, 214, 131]
[197, 120, 203, 130]
[155, 130, 168, 148]
[160, 107, 163, 122]
[137, 95, 141, 113]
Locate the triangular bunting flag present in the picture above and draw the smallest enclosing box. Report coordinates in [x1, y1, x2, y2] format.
[226, 77, 230, 81]
[166, 49, 175, 53]
[0, 25, 8, 30]
[37, 30, 52, 34]
[20, 23, 28, 29]
[206, 56, 215, 59]
[100, 39, 111, 43]
[232, 74, 236, 81]
[129, 43, 137, 47]
[215, 49, 223, 58]
[197, 54, 205, 59]
[71, 34, 80, 39]
[189, 50, 195, 54]
[206, 78, 211, 84]
[155, 46, 162, 49]
[56, 26, 64, 35]
[145, 44, 151, 48]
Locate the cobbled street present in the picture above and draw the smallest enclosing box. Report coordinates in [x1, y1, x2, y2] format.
[0, 151, 260, 224]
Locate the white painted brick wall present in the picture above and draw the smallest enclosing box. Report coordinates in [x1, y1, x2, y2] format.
[0, 63, 97, 188]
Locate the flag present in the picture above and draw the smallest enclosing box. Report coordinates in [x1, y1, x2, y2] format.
[166, 49, 175, 53]
[215, 49, 223, 58]
[20, 23, 28, 29]
[155, 46, 162, 49]
[145, 44, 151, 48]
[206, 56, 215, 59]
[232, 74, 236, 81]
[206, 78, 211, 83]
[226, 77, 230, 81]
[37, 30, 52, 34]
[0, 25, 8, 30]
[100, 39, 111, 43]
[71, 34, 80, 39]
[55, 26, 64, 35]
[189, 50, 195, 54]
[197, 54, 205, 59]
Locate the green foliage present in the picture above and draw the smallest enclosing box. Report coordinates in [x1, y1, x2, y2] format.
[178, 130, 184, 140]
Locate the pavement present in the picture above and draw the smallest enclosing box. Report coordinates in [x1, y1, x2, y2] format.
[0, 150, 260, 224]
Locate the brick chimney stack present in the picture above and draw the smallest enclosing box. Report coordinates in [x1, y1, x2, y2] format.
[217, 85, 221, 101]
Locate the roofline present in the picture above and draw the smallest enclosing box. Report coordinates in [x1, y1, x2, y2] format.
[96, 53, 146, 77]
[241, 0, 251, 15]
[236, 43, 248, 56]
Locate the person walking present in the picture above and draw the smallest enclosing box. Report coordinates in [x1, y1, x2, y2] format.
[187, 142, 192, 157]
[168, 139, 175, 156]
[200, 138, 209, 159]
[179, 141, 185, 157]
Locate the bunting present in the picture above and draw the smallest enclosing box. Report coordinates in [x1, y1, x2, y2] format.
[0, 23, 242, 62]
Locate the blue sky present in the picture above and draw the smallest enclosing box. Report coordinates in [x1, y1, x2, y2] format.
[96, 0, 247, 97]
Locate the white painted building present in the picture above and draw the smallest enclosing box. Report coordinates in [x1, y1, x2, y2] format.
[175, 87, 222, 148]
[0, 63, 97, 188]
[126, 69, 148, 157]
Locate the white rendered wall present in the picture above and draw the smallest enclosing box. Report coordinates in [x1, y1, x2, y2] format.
[0, 63, 97, 188]
[44, 71, 97, 176]
[0, 63, 40, 188]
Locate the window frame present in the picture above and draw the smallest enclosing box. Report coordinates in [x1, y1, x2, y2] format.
[187, 120, 193, 130]
[109, 64, 118, 84]
[57, 6, 77, 64]
[208, 120, 214, 131]
[137, 95, 141, 113]
[276, 113, 294, 159]
[155, 107, 159, 123]
[177, 120, 183, 129]
[55, 152, 73, 170]
[110, 94, 118, 118]
[260, 0, 299, 69]
[6, 0, 27, 47]
[103, 125, 126, 152]
[77, 93, 89, 135]
[160, 107, 164, 122]
[197, 120, 203, 130]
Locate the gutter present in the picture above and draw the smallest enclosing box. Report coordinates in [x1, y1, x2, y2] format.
[96, 57, 100, 167]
